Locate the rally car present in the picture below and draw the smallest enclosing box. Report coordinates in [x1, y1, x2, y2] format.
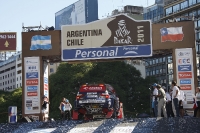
[72, 83, 124, 120]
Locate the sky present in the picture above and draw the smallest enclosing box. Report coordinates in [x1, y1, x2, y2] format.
[0, 0, 155, 52]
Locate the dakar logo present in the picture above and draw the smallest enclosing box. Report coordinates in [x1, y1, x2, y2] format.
[114, 20, 132, 44]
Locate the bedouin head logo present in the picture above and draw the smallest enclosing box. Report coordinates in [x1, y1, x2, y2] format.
[114, 20, 132, 44]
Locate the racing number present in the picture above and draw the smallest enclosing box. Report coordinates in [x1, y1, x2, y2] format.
[137, 26, 144, 42]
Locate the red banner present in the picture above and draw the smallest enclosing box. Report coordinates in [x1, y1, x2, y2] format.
[0, 32, 16, 51]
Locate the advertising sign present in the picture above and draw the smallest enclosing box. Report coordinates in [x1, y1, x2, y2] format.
[55, 0, 98, 30]
[43, 61, 49, 117]
[61, 14, 152, 61]
[0, 32, 17, 51]
[175, 48, 195, 108]
[24, 57, 40, 114]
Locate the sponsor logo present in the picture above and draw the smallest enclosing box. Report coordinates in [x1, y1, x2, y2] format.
[26, 104, 32, 107]
[180, 79, 191, 84]
[26, 100, 32, 103]
[83, 87, 103, 91]
[32, 107, 39, 110]
[44, 90, 48, 97]
[44, 77, 48, 84]
[178, 51, 190, 57]
[26, 72, 38, 79]
[178, 65, 191, 71]
[27, 86, 38, 91]
[114, 20, 132, 45]
[180, 85, 192, 90]
[26, 79, 38, 85]
[27, 92, 37, 96]
[63, 45, 151, 61]
[27, 66, 38, 72]
[178, 72, 192, 79]
[26, 60, 38, 64]
[44, 84, 48, 90]
[178, 58, 190, 64]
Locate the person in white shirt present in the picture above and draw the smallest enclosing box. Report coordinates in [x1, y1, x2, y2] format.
[194, 87, 200, 117]
[156, 85, 167, 118]
[164, 87, 173, 117]
[65, 99, 72, 120]
[152, 83, 158, 117]
[172, 81, 180, 117]
[178, 86, 185, 117]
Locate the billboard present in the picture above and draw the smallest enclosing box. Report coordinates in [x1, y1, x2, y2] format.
[55, 0, 98, 30]
[61, 14, 152, 61]
[152, 21, 195, 50]
[175, 48, 195, 108]
[24, 57, 40, 114]
[0, 32, 17, 51]
[43, 61, 49, 118]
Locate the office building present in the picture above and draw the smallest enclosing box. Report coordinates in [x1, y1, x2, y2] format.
[0, 52, 22, 91]
[143, 0, 175, 88]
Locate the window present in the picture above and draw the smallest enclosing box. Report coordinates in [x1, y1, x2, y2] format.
[13, 85, 15, 89]
[10, 73, 12, 76]
[173, 4, 180, 13]
[8, 74, 9, 78]
[20, 83, 21, 87]
[8, 80, 9, 84]
[5, 75, 7, 78]
[3, 76, 4, 79]
[17, 84, 18, 88]
[0, 83, 2, 86]
[181, 1, 188, 10]
[50, 63, 54, 65]
[156, 59, 159, 64]
[50, 68, 54, 73]
[20, 76, 21, 80]
[159, 58, 162, 63]
[17, 77, 18, 81]
[189, 0, 196, 6]
[10, 79, 12, 83]
[3, 82, 4, 85]
[165, 7, 172, 16]
[153, 59, 155, 64]
[13, 72, 15, 75]
[13, 79, 15, 82]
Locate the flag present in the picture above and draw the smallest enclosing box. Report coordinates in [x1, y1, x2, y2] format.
[30, 35, 52, 50]
[160, 27, 184, 42]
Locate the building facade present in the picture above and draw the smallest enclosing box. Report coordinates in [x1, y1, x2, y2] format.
[143, 0, 200, 87]
[0, 52, 22, 91]
[160, 0, 200, 86]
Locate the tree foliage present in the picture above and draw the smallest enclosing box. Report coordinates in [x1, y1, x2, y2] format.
[49, 61, 157, 119]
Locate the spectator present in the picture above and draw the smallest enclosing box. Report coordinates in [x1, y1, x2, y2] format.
[156, 85, 167, 118]
[165, 87, 174, 117]
[172, 81, 180, 117]
[194, 87, 200, 117]
[178, 86, 185, 117]
[59, 97, 66, 120]
[41, 96, 50, 121]
[152, 83, 158, 117]
[65, 99, 72, 120]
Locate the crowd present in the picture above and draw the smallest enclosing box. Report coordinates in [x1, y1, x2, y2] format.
[151, 81, 200, 118]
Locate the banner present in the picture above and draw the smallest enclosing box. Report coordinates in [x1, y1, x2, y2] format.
[175, 48, 195, 108]
[61, 14, 152, 61]
[24, 57, 40, 114]
[43, 61, 49, 116]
